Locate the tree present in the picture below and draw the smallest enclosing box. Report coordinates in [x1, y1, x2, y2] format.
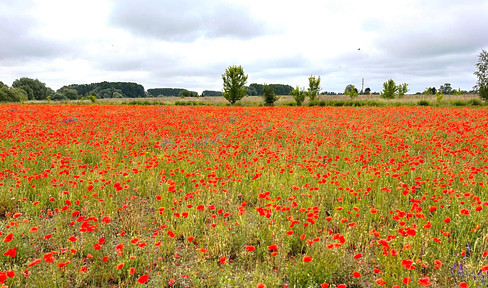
[474, 49, 488, 100]
[423, 87, 436, 95]
[291, 86, 305, 106]
[261, 84, 280, 106]
[364, 87, 371, 95]
[307, 75, 321, 102]
[380, 79, 408, 99]
[222, 65, 248, 105]
[380, 79, 398, 99]
[0, 84, 20, 102]
[202, 90, 223, 97]
[439, 83, 452, 94]
[398, 83, 409, 98]
[12, 77, 50, 100]
[56, 87, 79, 100]
[344, 84, 359, 99]
[178, 89, 197, 98]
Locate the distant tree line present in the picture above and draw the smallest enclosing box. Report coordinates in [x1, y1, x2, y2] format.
[202, 90, 223, 97]
[246, 83, 294, 96]
[147, 88, 198, 97]
[63, 82, 145, 99]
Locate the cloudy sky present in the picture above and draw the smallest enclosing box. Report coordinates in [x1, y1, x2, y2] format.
[1, 0, 487, 93]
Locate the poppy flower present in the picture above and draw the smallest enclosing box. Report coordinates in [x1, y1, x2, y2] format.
[2, 233, 13, 243]
[137, 274, 149, 284]
[419, 276, 431, 286]
[3, 247, 17, 258]
[303, 255, 312, 263]
[246, 245, 255, 251]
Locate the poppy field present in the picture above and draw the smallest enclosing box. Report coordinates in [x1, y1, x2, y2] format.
[1, 104, 488, 288]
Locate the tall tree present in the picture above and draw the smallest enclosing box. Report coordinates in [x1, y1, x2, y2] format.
[222, 65, 248, 105]
[474, 49, 488, 100]
[307, 75, 321, 102]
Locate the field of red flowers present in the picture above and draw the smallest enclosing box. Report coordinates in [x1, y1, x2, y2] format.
[1, 105, 488, 287]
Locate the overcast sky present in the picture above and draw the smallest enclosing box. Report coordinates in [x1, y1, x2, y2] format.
[1, 0, 487, 93]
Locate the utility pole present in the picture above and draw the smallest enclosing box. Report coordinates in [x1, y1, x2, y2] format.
[361, 78, 364, 94]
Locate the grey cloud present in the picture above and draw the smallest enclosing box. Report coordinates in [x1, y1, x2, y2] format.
[0, 4, 70, 63]
[110, 0, 270, 41]
[377, 8, 488, 59]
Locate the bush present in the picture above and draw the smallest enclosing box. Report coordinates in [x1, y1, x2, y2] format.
[417, 100, 430, 106]
[451, 100, 467, 106]
[468, 98, 483, 106]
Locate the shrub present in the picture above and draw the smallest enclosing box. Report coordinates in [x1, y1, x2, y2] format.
[417, 100, 430, 106]
[262, 84, 280, 106]
[468, 98, 483, 106]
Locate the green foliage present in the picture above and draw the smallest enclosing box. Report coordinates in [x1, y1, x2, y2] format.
[468, 98, 483, 106]
[452, 88, 464, 95]
[246, 83, 293, 96]
[64, 82, 145, 98]
[0, 84, 21, 102]
[380, 79, 398, 99]
[261, 84, 280, 106]
[417, 100, 430, 106]
[290, 86, 306, 106]
[398, 83, 408, 97]
[423, 87, 437, 95]
[88, 95, 97, 103]
[480, 85, 488, 101]
[474, 49, 488, 100]
[307, 75, 321, 102]
[436, 91, 444, 106]
[51, 93, 68, 101]
[178, 89, 198, 98]
[364, 87, 371, 95]
[222, 65, 248, 105]
[12, 77, 50, 100]
[380, 79, 409, 99]
[439, 83, 452, 94]
[202, 90, 223, 97]
[56, 87, 79, 100]
[344, 84, 359, 99]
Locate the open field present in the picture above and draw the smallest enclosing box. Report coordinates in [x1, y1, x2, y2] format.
[1, 105, 488, 287]
[96, 94, 482, 106]
[23, 94, 483, 107]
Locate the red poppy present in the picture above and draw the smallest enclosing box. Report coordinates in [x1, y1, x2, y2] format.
[303, 255, 312, 263]
[419, 276, 431, 286]
[219, 256, 226, 264]
[2, 233, 13, 243]
[137, 274, 149, 284]
[246, 245, 255, 251]
[3, 247, 17, 258]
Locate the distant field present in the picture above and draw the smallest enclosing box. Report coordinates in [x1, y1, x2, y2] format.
[95, 94, 482, 106]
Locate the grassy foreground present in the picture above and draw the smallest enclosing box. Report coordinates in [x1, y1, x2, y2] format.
[0, 105, 488, 287]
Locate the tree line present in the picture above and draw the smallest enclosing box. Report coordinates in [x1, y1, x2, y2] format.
[1, 49, 487, 103]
